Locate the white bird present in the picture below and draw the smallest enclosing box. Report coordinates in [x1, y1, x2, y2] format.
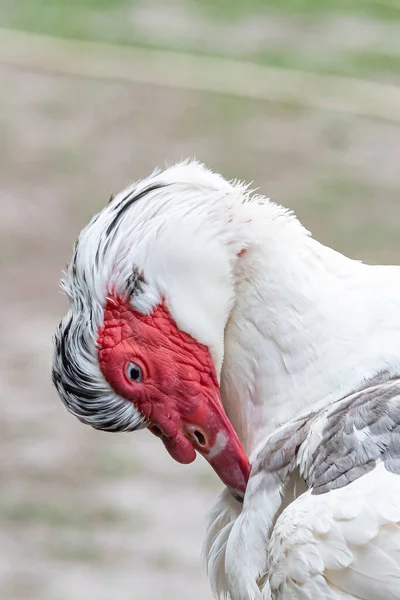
[52, 161, 400, 600]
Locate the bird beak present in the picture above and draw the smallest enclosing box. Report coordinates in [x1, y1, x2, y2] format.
[161, 390, 251, 502]
[203, 427, 251, 503]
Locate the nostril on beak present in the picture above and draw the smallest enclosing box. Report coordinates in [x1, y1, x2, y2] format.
[193, 430, 207, 447]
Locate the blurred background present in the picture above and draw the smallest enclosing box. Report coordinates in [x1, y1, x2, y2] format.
[1, 1, 400, 599]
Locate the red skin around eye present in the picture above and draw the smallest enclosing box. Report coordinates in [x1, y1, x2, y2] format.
[98, 296, 250, 498]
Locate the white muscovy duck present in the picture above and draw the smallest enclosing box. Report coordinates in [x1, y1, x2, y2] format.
[52, 161, 400, 600]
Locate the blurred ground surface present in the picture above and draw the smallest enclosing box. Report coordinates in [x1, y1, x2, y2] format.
[1, 2, 400, 600]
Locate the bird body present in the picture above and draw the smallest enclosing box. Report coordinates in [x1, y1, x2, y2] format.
[53, 162, 400, 600]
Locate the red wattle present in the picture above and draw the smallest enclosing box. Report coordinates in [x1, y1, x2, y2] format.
[162, 435, 197, 464]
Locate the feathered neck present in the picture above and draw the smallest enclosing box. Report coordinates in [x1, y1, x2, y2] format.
[222, 211, 400, 457]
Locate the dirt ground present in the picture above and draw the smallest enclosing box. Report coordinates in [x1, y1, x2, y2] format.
[1, 61, 400, 600]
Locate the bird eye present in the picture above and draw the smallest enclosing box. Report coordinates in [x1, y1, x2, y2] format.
[126, 362, 143, 383]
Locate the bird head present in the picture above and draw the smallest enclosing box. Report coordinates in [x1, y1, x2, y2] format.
[52, 162, 251, 501]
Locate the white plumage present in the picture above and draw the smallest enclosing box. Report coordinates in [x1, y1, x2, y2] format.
[193, 162, 400, 600]
[53, 161, 400, 600]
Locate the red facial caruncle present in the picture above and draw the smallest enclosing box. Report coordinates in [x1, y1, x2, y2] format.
[98, 296, 250, 501]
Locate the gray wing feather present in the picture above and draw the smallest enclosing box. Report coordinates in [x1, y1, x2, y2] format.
[309, 376, 400, 494]
[253, 372, 400, 496]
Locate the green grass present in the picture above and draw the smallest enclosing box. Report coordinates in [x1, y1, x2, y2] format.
[1, 0, 399, 83]
[2, 0, 399, 36]
[251, 48, 400, 81]
[193, 0, 400, 20]
[344, 50, 400, 79]
[0, 0, 133, 44]
[1, 0, 399, 44]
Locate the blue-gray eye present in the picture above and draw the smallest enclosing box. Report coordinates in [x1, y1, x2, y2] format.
[126, 362, 142, 382]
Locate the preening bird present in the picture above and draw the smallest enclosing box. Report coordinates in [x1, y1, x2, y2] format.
[53, 161, 400, 600]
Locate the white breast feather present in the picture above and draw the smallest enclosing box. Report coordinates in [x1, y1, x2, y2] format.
[267, 463, 400, 600]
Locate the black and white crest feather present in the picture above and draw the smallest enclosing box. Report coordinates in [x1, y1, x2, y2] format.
[52, 178, 169, 431]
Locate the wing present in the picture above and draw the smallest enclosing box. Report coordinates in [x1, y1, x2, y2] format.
[267, 462, 400, 600]
[267, 376, 400, 599]
[206, 375, 400, 600]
